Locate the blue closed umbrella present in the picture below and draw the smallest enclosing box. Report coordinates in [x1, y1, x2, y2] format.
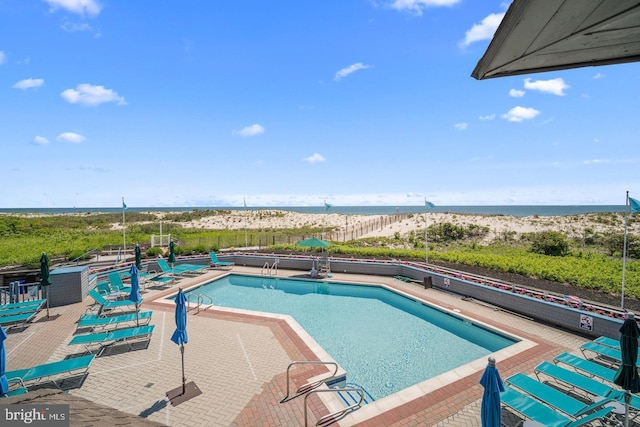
[128, 264, 142, 326]
[613, 312, 640, 427]
[479, 356, 504, 427]
[1, 326, 8, 396]
[171, 289, 188, 395]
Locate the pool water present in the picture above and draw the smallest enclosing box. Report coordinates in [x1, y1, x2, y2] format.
[184, 274, 517, 400]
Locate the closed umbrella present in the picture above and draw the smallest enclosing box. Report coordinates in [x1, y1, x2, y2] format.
[166, 288, 201, 405]
[168, 241, 176, 283]
[479, 356, 504, 427]
[128, 264, 142, 326]
[134, 244, 142, 270]
[614, 312, 640, 427]
[1, 326, 8, 396]
[40, 252, 51, 319]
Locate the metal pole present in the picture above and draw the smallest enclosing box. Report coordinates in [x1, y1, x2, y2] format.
[122, 197, 126, 262]
[622, 190, 630, 309]
[181, 344, 186, 395]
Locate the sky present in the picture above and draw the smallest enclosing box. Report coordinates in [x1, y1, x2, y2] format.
[2, 0, 639, 208]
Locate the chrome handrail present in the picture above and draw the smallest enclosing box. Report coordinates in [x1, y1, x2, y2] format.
[304, 388, 364, 426]
[281, 361, 338, 402]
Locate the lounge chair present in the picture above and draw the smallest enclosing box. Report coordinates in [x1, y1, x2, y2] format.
[0, 299, 46, 312]
[0, 302, 44, 318]
[5, 354, 95, 391]
[87, 289, 141, 317]
[69, 325, 155, 355]
[107, 272, 132, 293]
[580, 341, 622, 366]
[77, 311, 153, 332]
[157, 258, 207, 275]
[594, 335, 636, 349]
[501, 386, 614, 427]
[535, 361, 640, 420]
[554, 352, 617, 383]
[505, 372, 615, 418]
[0, 311, 37, 328]
[95, 282, 128, 301]
[209, 252, 234, 268]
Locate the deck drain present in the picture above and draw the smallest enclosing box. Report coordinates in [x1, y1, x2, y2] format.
[145, 383, 154, 388]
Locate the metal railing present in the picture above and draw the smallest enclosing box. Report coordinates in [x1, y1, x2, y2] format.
[281, 361, 338, 402]
[304, 388, 364, 426]
[187, 293, 213, 313]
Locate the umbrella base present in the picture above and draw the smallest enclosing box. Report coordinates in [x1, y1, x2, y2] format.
[166, 381, 202, 406]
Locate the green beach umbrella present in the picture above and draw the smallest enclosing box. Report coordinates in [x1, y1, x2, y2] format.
[614, 312, 640, 427]
[135, 244, 142, 270]
[40, 252, 51, 318]
[296, 237, 331, 248]
[168, 241, 176, 283]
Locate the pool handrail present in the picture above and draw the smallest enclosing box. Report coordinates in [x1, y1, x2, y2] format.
[281, 361, 339, 403]
[304, 388, 364, 427]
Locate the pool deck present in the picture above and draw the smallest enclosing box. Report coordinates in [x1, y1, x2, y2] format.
[3, 266, 593, 426]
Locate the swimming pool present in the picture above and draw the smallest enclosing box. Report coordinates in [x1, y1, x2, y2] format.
[182, 274, 518, 400]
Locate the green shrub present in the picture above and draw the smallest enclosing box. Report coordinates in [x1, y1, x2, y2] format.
[146, 247, 163, 257]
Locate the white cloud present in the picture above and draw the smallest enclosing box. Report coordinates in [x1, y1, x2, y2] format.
[523, 77, 569, 96]
[61, 21, 93, 32]
[388, 0, 460, 16]
[0, 51, 6, 64]
[509, 88, 525, 98]
[461, 13, 505, 47]
[593, 72, 605, 79]
[43, 0, 102, 16]
[454, 122, 468, 130]
[583, 158, 609, 165]
[501, 106, 540, 122]
[33, 136, 49, 145]
[13, 78, 45, 89]
[61, 83, 126, 106]
[234, 124, 265, 137]
[478, 114, 495, 121]
[57, 132, 86, 143]
[304, 153, 326, 163]
[334, 63, 371, 81]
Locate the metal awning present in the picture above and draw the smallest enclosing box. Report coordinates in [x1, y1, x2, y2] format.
[472, 0, 640, 79]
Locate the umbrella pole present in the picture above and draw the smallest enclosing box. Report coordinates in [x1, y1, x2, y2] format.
[45, 288, 50, 319]
[181, 344, 186, 395]
[625, 390, 631, 427]
[135, 303, 139, 326]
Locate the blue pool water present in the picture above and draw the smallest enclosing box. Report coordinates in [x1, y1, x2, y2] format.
[183, 274, 517, 400]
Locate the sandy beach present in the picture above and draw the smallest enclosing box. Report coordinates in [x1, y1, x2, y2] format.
[156, 209, 635, 243]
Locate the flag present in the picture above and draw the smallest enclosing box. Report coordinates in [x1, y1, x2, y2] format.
[122, 198, 127, 210]
[630, 197, 640, 214]
[324, 201, 332, 212]
[425, 199, 435, 209]
[244, 197, 247, 208]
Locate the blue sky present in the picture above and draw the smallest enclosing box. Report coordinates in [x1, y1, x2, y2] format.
[2, 0, 639, 208]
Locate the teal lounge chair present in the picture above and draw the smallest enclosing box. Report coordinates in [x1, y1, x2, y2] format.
[0, 303, 43, 318]
[95, 282, 128, 301]
[107, 272, 132, 293]
[506, 373, 615, 418]
[87, 289, 141, 316]
[580, 341, 622, 366]
[77, 311, 153, 332]
[0, 299, 45, 312]
[535, 361, 640, 420]
[0, 311, 37, 328]
[69, 325, 155, 355]
[157, 258, 206, 275]
[594, 335, 638, 349]
[554, 352, 617, 383]
[501, 386, 614, 427]
[5, 354, 95, 391]
[209, 252, 234, 268]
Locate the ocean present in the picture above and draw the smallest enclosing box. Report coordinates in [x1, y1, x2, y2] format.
[0, 205, 626, 217]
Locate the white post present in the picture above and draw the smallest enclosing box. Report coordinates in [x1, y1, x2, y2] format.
[160, 221, 163, 246]
[244, 198, 248, 248]
[622, 191, 630, 310]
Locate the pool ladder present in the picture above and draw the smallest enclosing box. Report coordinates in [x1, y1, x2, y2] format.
[261, 258, 279, 276]
[187, 293, 213, 313]
[281, 361, 364, 426]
